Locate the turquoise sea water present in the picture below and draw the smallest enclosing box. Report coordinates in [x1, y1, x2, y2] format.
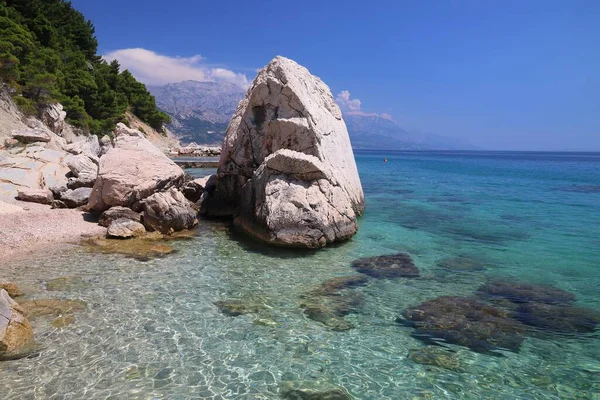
[1, 151, 599, 399]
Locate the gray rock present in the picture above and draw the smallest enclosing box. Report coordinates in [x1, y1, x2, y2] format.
[65, 135, 101, 158]
[107, 218, 146, 239]
[142, 188, 198, 234]
[11, 128, 51, 144]
[67, 175, 96, 190]
[206, 57, 364, 248]
[98, 206, 141, 227]
[279, 381, 352, 400]
[88, 123, 184, 212]
[61, 187, 92, 208]
[99, 135, 112, 156]
[16, 188, 53, 204]
[51, 200, 68, 209]
[41, 103, 67, 135]
[181, 174, 216, 203]
[65, 153, 98, 178]
[49, 185, 68, 199]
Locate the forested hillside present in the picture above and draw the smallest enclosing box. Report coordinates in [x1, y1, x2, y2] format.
[0, 0, 170, 135]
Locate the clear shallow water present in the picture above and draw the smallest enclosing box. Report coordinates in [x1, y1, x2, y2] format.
[1, 151, 600, 399]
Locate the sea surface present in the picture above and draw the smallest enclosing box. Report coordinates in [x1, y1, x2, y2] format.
[1, 151, 599, 399]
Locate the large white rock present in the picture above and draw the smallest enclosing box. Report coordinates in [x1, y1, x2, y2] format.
[88, 123, 185, 212]
[207, 56, 364, 248]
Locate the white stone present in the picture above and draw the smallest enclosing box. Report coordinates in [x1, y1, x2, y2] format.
[88, 123, 185, 212]
[206, 56, 364, 248]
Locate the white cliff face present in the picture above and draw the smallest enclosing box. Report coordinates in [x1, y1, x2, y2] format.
[208, 56, 365, 248]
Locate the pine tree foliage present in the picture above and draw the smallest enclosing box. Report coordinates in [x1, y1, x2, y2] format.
[0, 0, 170, 134]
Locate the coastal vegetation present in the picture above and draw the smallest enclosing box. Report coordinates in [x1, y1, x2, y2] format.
[0, 0, 170, 135]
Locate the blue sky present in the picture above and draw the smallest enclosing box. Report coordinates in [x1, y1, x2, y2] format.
[71, 0, 599, 150]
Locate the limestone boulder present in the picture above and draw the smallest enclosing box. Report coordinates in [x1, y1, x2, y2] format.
[206, 56, 364, 248]
[16, 188, 53, 204]
[65, 135, 101, 158]
[181, 174, 216, 203]
[41, 103, 67, 135]
[107, 218, 146, 239]
[0, 289, 35, 360]
[11, 128, 51, 144]
[142, 188, 198, 234]
[88, 123, 184, 212]
[61, 187, 92, 208]
[98, 206, 141, 227]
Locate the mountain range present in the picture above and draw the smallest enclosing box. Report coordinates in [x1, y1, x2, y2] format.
[149, 80, 474, 150]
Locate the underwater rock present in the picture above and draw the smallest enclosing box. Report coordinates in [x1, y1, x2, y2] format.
[82, 236, 176, 261]
[399, 296, 525, 354]
[515, 302, 600, 334]
[51, 315, 75, 328]
[46, 276, 90, 292]
[407, 347, 465, 372]
[0, 282, 23, 298]
[476, 280, 576, 305]
[214, 299, 264, 317]
[437, 256, 486, 272]
[311, 275, 368, 296]
[279, 380, 352, 400]
[19, 299, 87, 318]
[351, 253, 420, 279]
[300, 292, 363, 332]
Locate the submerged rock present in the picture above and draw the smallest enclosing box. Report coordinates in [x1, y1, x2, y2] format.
[515, 302, 600, 334]
[19, 298, 87, 318]
[311, 275, 368, 296]
[437, 256, 486, 272]
[0, 282, 23, 298]
[399, 296, 525, 354]
[407, 347, 465, 372]
[300, 291, 363, 332]
[46, 276, 89, 292]
[214, 299, 265, 317]
[107, 218, 147, 239]
[279, 380, 352, 400]
[51, 315, 75, 328]
[0, 289, 36, 361]
[476, 280, 576, 305]
[82, 236, 176, 262]
[351, 253, 420, 279]
[89, 123, 184, 212]
[206, 56, 364, 248]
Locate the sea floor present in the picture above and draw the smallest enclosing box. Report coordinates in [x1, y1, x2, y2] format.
[0, 151, 599, 399]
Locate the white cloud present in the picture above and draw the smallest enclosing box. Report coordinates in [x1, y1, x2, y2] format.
[336, 90, 394, 120]
[335, 90, 362, 112]
[103, 48, 250, 88]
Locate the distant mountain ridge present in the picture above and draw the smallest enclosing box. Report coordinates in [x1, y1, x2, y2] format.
[150, 80, 474, 149]
[148, 81, 246, 144]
